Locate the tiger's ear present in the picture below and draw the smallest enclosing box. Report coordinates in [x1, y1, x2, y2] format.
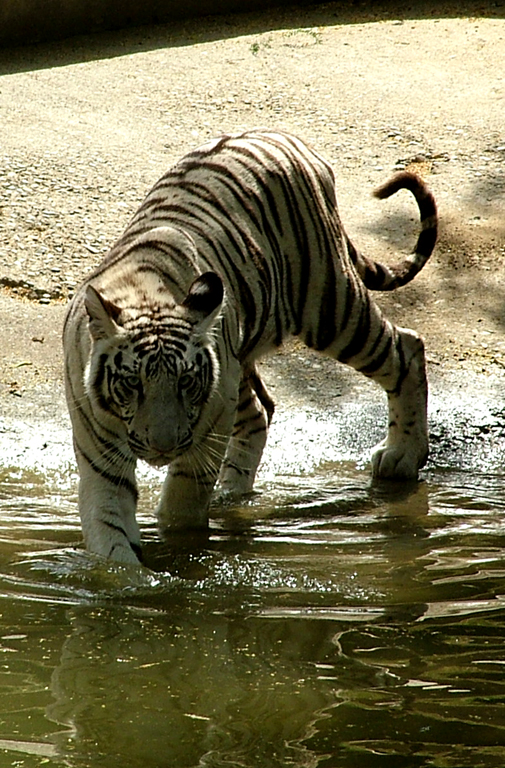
[182, 272, 224, 332]
[85, 285, 122, 341]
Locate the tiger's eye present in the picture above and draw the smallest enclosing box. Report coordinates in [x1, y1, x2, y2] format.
[179, 373, 193, 390]
[124, 374, 140, 390]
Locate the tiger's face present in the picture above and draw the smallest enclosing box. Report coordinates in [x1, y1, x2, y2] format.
[84, 272, 223, 467]
[92, 338, 216, 467]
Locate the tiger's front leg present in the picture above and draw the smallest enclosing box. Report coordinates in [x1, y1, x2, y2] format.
[370, 328, 428, 480]
[155, 444, 224, 534]
[75, 447, 142, 564]
[156, 427, 232, 535]
[156, 371, 240, 534]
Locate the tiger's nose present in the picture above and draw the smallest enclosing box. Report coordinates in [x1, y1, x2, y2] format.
[149, 424, 192, 456]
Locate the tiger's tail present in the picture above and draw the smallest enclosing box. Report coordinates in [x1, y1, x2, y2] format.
[348, 170, 438, 291]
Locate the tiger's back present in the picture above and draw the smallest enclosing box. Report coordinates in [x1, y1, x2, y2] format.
[64, 129, 437, 563]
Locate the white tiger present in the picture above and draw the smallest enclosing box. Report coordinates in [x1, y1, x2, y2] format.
[63, 129, 437, 563]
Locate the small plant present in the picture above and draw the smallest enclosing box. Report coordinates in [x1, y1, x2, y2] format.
[249, 38, 272, 55]
[284, 27, 323, 46]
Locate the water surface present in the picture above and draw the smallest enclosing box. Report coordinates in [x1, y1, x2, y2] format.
[0, 400, 505, 768]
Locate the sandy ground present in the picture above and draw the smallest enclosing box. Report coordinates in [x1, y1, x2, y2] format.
[0, 1, 504, 435]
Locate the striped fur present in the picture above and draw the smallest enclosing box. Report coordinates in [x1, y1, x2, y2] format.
[63, 129, 437, 563]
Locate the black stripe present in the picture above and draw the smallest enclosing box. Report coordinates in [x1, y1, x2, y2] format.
[76, 442, 138, 500]
[169, 469, 215, 485]
[385, 336, 408, 396]
[314, 269, 338, 351]
[65, 361, 125, 445]
[338, 300, 373, 364]
[220, 461, 249, 477]
[359, 333, 393, 378]
[180, 159, 264, 232]
[214, 145, 285, 234]
[233, 411, 266, 431]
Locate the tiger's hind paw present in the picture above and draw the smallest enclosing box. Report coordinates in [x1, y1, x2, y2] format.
[370, 441, 428, 481]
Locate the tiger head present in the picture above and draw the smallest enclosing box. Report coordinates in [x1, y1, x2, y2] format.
[83, 272, 223, 468]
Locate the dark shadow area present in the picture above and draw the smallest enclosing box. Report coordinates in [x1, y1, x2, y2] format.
[362, 210, 418, 252]
[464, 170, 505, 209]
[1, 0, 504, 75]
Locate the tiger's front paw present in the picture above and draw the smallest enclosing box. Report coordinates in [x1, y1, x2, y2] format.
[106, 541, 143, 565]
[370, 440, 428, 480]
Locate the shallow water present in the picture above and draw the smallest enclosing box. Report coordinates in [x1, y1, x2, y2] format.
[1, 404, 505, 768]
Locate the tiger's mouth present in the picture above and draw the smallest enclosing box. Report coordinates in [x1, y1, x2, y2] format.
[129, 443, 189, 468]
[144, 454, 172, 468]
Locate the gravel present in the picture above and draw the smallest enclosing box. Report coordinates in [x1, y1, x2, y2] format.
[1, 1, 505, 413]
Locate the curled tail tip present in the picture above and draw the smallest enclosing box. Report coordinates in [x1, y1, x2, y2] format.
[359, 170, 438, 292]
[373, 170, 438, 237]
[373, 170, 429, 200]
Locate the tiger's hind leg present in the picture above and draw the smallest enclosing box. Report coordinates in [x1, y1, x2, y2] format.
[316, 310, 428, 480]
[219, 364, 275, 495]
[367, 326, 428, 479]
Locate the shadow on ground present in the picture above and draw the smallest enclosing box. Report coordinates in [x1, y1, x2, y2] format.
[1, 0, 505, 74]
